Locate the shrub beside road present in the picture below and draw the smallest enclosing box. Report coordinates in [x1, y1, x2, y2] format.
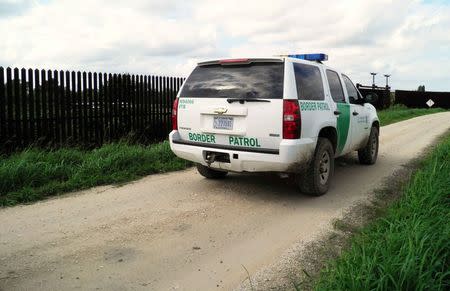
[313, 133, 450, 290]
[0, 141, 191, 206]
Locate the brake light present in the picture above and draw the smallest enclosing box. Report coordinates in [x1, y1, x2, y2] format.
[219, 58, 250, 64]
[283, 100, 301, 139]
[172, 98, 179, 130]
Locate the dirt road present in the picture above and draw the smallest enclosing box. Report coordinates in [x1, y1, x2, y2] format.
[1, 112, 449, 291]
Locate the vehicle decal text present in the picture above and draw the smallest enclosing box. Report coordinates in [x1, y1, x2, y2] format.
[178, 98, 194, 109]
[188, 133, 216, 143]
[300, 101, 330, 111]
[357, 115, 369, 124]
[229, 136, 261, 148]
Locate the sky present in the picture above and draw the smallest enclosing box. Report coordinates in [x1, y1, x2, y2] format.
[1, 0, 449, 91]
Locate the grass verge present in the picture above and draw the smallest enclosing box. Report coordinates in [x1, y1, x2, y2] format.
[378, 104, 446, 126]
[0, 141, 191, 207]
[312, 133, 450, 290]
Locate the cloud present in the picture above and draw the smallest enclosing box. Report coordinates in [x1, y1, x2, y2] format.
[0, 0, 36, 17]
[0, 0, 449, 90]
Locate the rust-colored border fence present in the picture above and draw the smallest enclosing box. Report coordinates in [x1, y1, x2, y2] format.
[0, 66, 184, 153]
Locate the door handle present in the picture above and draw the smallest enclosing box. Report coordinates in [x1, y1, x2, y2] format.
[334, 110, 341, 116]
[352, 111, 359, 116]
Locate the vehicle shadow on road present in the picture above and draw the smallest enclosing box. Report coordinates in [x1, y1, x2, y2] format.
[198, 153, 361, 204]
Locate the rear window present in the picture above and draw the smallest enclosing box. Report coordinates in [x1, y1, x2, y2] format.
[179, 62, 284, 99]
[293, 63, 324, 100]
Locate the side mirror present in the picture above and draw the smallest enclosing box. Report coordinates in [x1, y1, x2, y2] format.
[364, 93, 379, 104]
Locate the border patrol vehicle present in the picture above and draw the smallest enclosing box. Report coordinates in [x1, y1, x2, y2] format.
[169, 54, 379, 196]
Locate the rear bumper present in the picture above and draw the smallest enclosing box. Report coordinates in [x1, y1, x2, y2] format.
[169, 131, 316, 173]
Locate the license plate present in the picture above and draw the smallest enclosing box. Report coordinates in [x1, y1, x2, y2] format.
[213, 116, 233, 130]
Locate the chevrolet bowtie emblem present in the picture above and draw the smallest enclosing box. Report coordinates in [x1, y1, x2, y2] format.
[214, 108, 228, 114]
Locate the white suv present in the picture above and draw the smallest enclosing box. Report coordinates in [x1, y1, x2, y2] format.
[169, 54, 379, 196]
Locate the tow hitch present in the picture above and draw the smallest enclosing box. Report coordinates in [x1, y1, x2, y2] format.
[204, 151, 230, 166]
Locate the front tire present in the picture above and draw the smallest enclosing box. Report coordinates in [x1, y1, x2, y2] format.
[196, 164, 228, 179]
[358, 127, 379, 165]
[298, 138, 335, 196]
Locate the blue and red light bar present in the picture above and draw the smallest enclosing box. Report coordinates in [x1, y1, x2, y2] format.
[288, 53, 328, 61]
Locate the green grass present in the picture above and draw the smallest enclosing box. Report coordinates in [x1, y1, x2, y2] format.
[0, 141, 191, 206]
[378, 104, 446, 126]
[313, 134, 450, 291]
[1, 106, 446, 207]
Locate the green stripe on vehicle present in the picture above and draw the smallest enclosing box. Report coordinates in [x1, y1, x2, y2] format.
[336, 103, 350, 154]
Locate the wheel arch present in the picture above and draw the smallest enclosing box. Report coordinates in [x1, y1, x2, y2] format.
[318, 126, 338, 153]
[372, 120, 380, 132]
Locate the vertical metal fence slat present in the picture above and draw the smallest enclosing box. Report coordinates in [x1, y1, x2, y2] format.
[130, 74, 135, 132]
[137, 75, 144, 132]
[59, 70, 66, 143]
[76, 72, 82, 143]
[40, 70, 48, 142]
[53, 70, 60, 144]
[87, 72, 93, 143]
[28, 69, 35, 142]
[131, 75, 139, 131]
[160, 76, 165, 138]
[0, 67, 5, 144]
[170, 76, 174, 133]
[144, 75, 149, 131]
[93, 72, 99, 144]
[124, 74, 130, 133]
[164, 76, 169, 137]
[108, 74, 113, 141]
[13, 68, 21, 146]
[150, 75, 155, 139]
[158, 76, 164, 139]
[98, 72, 104, 144]
[46, 70, 54, 142]
[82, 72, 88, 143]
[71, 71, 78, 141]
[166, 76, 171, 137]
[105, 73, 111, 142]
[118, 74, 123, 138]
[34, 70, 41, 141]
[6, 68, 13, 139]
[65, 71, 71, 140]
[156, 76, 161, 139]
[59, 71, 66, 142]
[112, 74, 118, 139]
[20, 68, 28, 146]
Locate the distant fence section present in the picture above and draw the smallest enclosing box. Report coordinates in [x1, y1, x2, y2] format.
[395, 90, 450, 109]
[356, 84, 391, 110]
[0, 66, 184, 152]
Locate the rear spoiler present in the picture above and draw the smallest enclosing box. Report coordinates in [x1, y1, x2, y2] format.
[198, 58, 283, 66]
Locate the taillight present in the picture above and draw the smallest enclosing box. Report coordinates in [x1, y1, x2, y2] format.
[283, 100, 301, 139]
[172, 98, 179, 130]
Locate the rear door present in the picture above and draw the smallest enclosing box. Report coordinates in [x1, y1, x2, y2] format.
[292, 61, 330, 140]
[176, 60, 284, 152]
[342, 74, 370, 150]
[325, 69, 352, 156]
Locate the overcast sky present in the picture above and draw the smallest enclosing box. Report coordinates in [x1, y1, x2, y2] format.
[1, 0, 449, 91]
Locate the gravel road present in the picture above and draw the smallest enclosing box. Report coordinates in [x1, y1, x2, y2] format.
[1, 112, 449, 291]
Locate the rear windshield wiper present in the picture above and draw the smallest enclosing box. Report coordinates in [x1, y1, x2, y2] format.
[227, 98, 271, 104]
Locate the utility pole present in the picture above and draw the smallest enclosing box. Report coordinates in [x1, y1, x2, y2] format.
[384, 74, 391, 88]
[370, 72, 377, 87]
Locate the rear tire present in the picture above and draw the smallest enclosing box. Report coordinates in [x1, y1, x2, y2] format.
[196, 164, 228, 179]
[358, 127, 379, 165]
[298, 138, 335, 196]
